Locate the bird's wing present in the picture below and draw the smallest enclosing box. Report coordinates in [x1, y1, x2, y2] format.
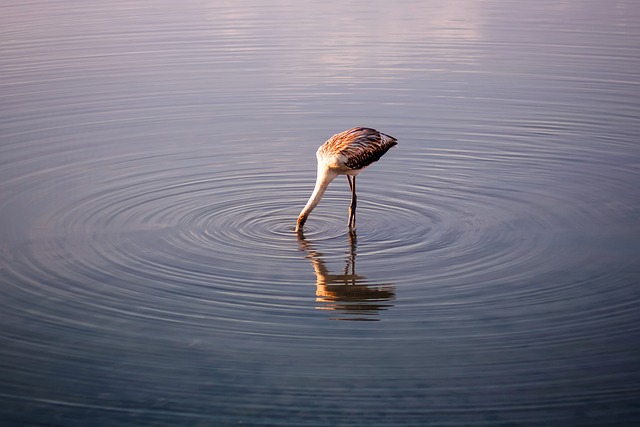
[320, 127, 398, 170]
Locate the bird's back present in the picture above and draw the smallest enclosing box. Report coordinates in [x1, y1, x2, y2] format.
[318, 127, 397, 171]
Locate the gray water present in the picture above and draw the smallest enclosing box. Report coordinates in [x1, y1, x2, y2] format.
[2, 1, 640, 425]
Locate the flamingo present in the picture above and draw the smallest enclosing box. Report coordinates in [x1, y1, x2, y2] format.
[296, 127, 397, 232]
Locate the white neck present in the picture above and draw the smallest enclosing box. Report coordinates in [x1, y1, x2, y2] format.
[296, 166, 337, 231]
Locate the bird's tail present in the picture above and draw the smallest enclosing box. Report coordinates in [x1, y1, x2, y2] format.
[380, 132, 398, 148]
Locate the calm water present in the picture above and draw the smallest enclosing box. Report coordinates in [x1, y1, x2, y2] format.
[2, 0, 640, 425]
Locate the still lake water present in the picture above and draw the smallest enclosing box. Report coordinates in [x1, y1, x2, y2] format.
[2, 0, 640, 425]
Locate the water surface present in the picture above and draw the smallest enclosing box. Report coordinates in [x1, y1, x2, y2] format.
[1, 0, 640, 425]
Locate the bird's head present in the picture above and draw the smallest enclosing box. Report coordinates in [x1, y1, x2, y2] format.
[296, 213, 308, 233]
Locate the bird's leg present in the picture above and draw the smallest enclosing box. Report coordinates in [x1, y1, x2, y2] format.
[347, 176, 357, 228]
[347, 176, 353, 227]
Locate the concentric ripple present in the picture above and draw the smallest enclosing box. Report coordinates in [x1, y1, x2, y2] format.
[4, 129, 636, 332]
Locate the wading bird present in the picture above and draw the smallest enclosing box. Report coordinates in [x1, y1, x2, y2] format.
[296, 127, 397, 232]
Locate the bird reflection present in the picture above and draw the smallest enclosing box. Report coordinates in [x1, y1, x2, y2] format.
[297, 230, 395, 321]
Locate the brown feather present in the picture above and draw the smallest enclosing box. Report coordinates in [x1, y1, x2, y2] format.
[318, 127, 398, 170]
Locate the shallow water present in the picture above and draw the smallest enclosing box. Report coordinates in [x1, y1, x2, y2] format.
[1, 0, 640, 425]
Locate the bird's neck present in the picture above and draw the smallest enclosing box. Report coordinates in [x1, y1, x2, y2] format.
[297, 166, 337, 231]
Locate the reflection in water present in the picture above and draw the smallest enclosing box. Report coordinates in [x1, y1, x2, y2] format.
[298, 231, 395, 321]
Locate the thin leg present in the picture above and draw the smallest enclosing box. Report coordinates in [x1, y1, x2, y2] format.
[347, 176, 357, 228]
[346, 176, 353, 227]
